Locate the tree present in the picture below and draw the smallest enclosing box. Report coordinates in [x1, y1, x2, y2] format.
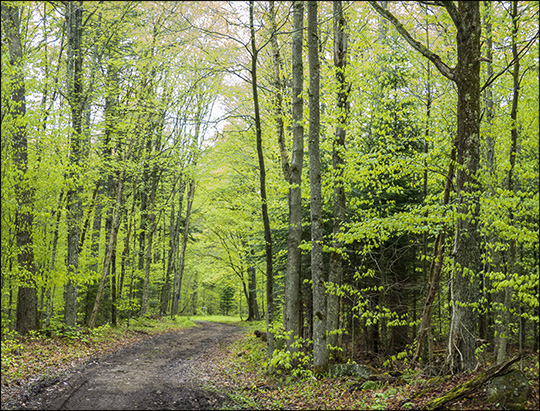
[64, 0, 84, 328]
[284, 0, 304, 353]
[249, 0, 275, 357]
[220, 285, 236, 316]
[370, 0, 484, 373]
[308, 0, 328, 372]
[327, 0, 349, 353]
[2, 2, 38, 335]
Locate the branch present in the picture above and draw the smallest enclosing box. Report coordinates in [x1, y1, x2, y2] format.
[368, 1, 455, 81]
[438, 1, 463, 35]
[481, 30, 539, 92]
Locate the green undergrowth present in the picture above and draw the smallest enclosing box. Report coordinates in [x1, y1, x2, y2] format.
[216, 332, 540, 410]
[1, 315, 195, 386]
[217, 333, 409, 410]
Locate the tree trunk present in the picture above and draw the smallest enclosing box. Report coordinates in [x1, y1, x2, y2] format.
[161, 178, 185, 315]
[284, 0, 304, 354]
[481, 0, 496, 349]
[308, 0, 328, 373]
[249, 0, 274, 359]
[268, 0, 290, 182]
[88, 175, 124, 329]
[64, 0, 84, 328]
[413, 146, 457, 364]
[248, 264, 260, 321]
[140, 164, 159, 316]
[171, 180, 195, 317]
[422, 355, 521, 410]
[327, 0, 348, 353]
[496, 1, 520, 364]
[2, 3, 38, 335]
[88, 139, 136, 329]
[45, 192, 65, 328]
[446, 1, 482, 373]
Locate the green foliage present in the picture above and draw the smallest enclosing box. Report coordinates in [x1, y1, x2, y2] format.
[220, 286, 236, 316]
[265, 322, 314, 380]
[1, 2, 538, 385]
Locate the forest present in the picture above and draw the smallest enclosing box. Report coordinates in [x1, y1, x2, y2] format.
[1, 0, 539, 387]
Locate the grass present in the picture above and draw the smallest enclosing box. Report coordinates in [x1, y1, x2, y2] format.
[185, 314, 245, 325]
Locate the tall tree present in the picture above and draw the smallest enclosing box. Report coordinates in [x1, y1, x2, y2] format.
[327, 0, 349, 353]
[2, 3, 38, 335]
[64, 0, 84, 328]
[370, 1, 483, 373]
[308, 0, 327, 372]
[249, 0, 275, 358]
[284, 0, 305, 353]
[496, 0, 521, 364]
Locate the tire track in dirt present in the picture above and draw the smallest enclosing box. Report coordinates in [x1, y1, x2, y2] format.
[17, 321, 244, 410]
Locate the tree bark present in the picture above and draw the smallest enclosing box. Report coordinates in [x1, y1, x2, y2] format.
[2, 3, 38, 335]
[171, 180, 196, 317]
[327, 0, 348, 353]
[64, 0, 84, 328]
[269, 0, 290, 182]
[308, 0, 328, 373]
[446, 1, 482, 373]
[161, 178, 185, 315]
[140, 164, 159, 316]
[248, 264, 260, 321]
[284, 0, 304, 354]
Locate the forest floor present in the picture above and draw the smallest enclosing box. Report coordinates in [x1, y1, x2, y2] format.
[1, 317, 538, 410]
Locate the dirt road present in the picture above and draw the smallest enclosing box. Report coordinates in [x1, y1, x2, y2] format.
[11, 321, 244, 410]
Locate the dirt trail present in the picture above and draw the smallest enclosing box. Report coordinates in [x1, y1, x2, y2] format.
[13, 321, 244, 410]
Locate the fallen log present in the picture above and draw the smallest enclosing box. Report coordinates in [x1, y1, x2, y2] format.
[421, 354, 521, 410]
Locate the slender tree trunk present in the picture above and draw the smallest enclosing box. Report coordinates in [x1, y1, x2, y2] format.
[161, 178, 185, 315]
[269, 1, 290, 182]
[481, 0, 496, 349]
[46, 192, 65, 327]
[496, 1, 520, 364]
[64, 1, 84, 328]
[413, 144, 457, 364]
[420, 6, 433, 364]
[328, 0, 348, 352]
[249, 0, 274, 359]
[171, 180, 195, 317]
[2, 3, 38, 334]
[120, 198, 135, 302]
[88, 139, 135, 329]
[284, 0, 304, 353]
[308, 0, 328, 372]
[247, 264, 260, 321]
[140, 165, 159, 316]
[268, 0, 285, 358]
